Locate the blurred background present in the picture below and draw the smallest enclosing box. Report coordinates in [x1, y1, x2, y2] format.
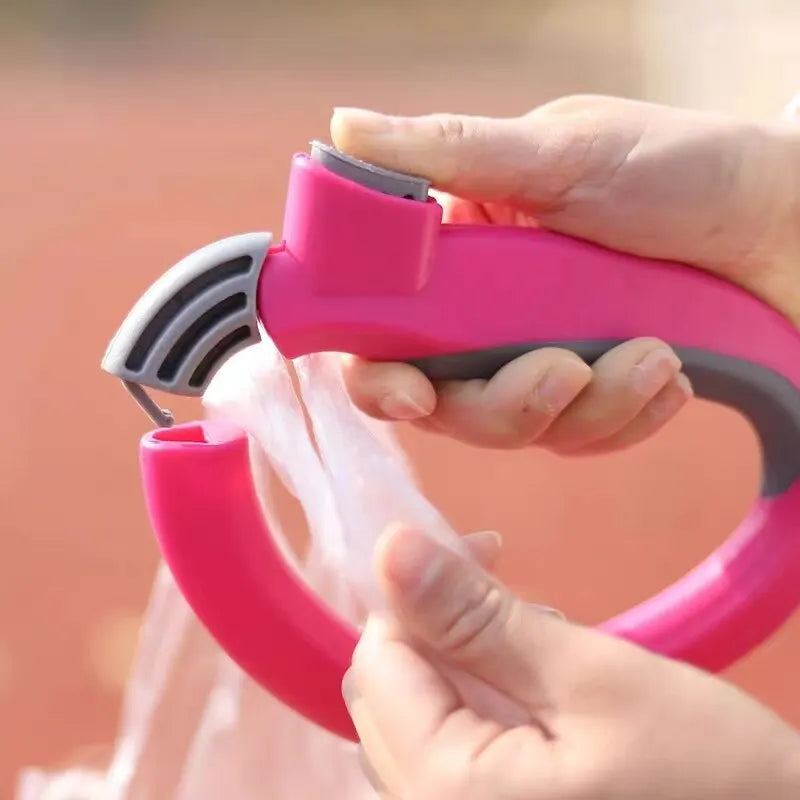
[1, 0, 800, 795]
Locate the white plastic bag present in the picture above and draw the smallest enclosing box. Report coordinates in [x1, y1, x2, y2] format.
[17, 335, 469, 800]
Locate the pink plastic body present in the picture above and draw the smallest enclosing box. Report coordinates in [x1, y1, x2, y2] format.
[260, 154, 800, 387]
[141, 421, 358, 740]
[139, 152, 800, 741]
[142, 421, 800, 742]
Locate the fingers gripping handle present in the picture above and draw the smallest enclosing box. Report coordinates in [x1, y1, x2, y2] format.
[400, 272, 800, 671]
[412, 343, 800, 497]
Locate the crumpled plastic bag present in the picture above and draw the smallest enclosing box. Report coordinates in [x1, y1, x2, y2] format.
[16, 334, 471, 800]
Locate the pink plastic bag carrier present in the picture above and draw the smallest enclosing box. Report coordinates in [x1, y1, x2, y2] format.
[102, 142, 800, 741]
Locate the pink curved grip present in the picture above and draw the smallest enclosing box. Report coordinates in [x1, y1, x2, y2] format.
[262, 153, 800, 387]
[137, 153, 800, 741]
[140, 420, 357, 740]
[601, 486, 800, 669]
[141, 420, 800, 741]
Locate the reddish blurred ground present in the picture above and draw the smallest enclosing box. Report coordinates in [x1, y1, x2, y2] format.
[1, 62, 799, 796]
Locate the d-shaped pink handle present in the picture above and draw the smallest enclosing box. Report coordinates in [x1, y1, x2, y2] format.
[140, 420, 357, 740]
[141, 419, 800, 741]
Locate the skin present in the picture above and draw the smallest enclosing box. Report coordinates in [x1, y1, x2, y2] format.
[345, 527, 800, 799]
[332, 96, 800, 798]
[331, 96, 800, 453]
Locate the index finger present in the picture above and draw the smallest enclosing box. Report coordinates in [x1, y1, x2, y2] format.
[340, 355, 436, 420]
[349, 616, 478, 768]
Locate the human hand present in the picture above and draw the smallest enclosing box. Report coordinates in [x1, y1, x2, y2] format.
[344, 526, 800, 799]
[330, 97, 800, 453]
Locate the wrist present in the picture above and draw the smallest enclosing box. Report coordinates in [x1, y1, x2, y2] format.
[770, 116, 800, 219]
[744, 120, 800, 326]
[764, 119, 800, 246]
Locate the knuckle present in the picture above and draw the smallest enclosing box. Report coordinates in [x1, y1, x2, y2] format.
[519, 394, 562, 427]
[502, 347, 584, 383]
[436, 579, 515, 661]
[430, 113, 469, 144]
[529, 123, 603, 200]
[522, 100, 640, 205]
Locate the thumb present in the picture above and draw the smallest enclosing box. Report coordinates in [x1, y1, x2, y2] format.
[375, 526, 573, 702]
[330, 107, 557, 206]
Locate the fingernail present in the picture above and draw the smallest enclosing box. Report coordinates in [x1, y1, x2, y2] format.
[473, 530, 503, 548]
[331, 107, 395, 134]
[532, 362, 591, 415]
[676, 372, 694, 398]
[341, 669, 356, 710]
[384, 529, 445, 598]
[631, 348, 682, 395]
[361, 613, 391, 642]
[379, 391, 431, 420]
[530, 604, 567, 621]
[648, 372, 694, 420]
[352, 614, 390, 667]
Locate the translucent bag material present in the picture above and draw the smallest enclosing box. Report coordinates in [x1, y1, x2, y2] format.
[16, 335, 469, 800]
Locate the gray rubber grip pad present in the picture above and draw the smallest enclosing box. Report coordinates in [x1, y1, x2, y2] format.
[410, 342, 800, 497]
[309, 141, 430, 202]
